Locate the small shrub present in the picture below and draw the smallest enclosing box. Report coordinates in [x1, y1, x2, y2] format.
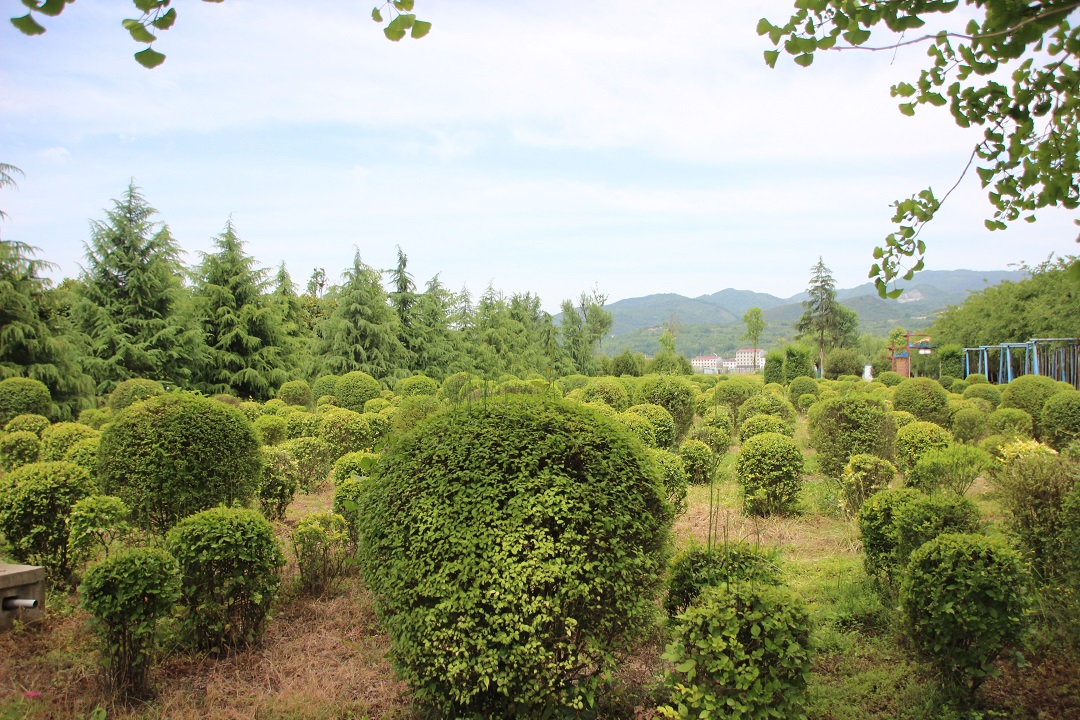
[796, 392, 817, 413]
[367, 409, 394, 443]
[808, 395, 895, 479]
[619, 411, 657, 448]
[438, 371, 480, 403]
[40, 422, 99, 461]
[4, 413, 50, 436]
[79, 547, 181, 697]
[280, 436, 335, 491]
[893, 378, 950, 427]
[364, 397, 391, 413]
[711, 375, 763, 414]
[284, 410, 319, 440]
[333, 474, 369, 542]
[858, 487, 923, 584]
[907, 444, 994, 496]
[0, 430, 40, 471]
[648, 448, 690, 515]
[578, 377, 630, 410]
[987, 406, 1035, 438]
[107, 378, 164, 413]
[951, 406, 988, 444]
[900, 533, 1029, 696]
[258, 447, 300, 521]
[895, 421, 953, 473]
[739, 413, 792, 440]
[334, 371, 381, 413]
[277, 380, 312, 408]
[63, 436, 100, 477]
[253, 413, 288, 446]
[291, 511, 353, 597]
[0, 461, 93, 580]
[0, 377, 52, 425]
[980, 433, 1010, 458]
[1040, 390, 1080, 450]
[658, 584, 812, 720]
[626, 403, 676, 448]
[1001, 374, 1061, 437]
[877, 371, 903, 387]
[690, 424, 731, 455]
[823, 347, 865, 380]
[837, 454, 896, 519]
[664, 543, 781, 617]
[166, 506, 284, 653]
[963, 382, 1001, 408]
[395, 374, 438, 398]
[679, 439, 716, 485]
[950, 379, 969, 394]
[893, 492, 983, 561]
[318, 408, 374, 459]
[737, 392, 796, 434]
[310, 375, 339, 401]
[639, 375, 697, 442]
[699, 405, 735, 434]
[68, 495, 133, 566]
[76, 408, 110, 432]
[393, 395, 444, 434]
[238, 400, 263, 422]
[735, 432, 804, 516]
[788, 376, 819, 405]
[965, 373, 989, 384]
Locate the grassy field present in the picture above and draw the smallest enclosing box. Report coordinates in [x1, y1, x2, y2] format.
[2, 416, 1078, 720]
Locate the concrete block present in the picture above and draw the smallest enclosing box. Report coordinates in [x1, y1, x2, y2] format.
[0, 564, 46, 630]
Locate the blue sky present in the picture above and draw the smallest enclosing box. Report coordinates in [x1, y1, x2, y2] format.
[2, 0, 1076, 313]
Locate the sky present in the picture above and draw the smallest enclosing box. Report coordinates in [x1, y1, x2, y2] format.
[2, 0, 1077, 313]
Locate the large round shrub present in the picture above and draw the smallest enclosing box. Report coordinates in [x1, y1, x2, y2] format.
[1040, 390, 1080, 450]
[951, 406, 988, 444]
[4, 413, 50, 436]
[578, 377, 630, 411]
[877, 371, 903, 387]
[310, 375, 339, 402]
[166, 506, 284, 652]
[659, 583, 812, 720]
[393, 395, 444, 435]
[691, 424, 731, 456]
[858, 487, 923, 584]
[107, 378, 164, 413]
[648, 448, 689, 515]
[63, 436, 100, 478]
[679, 438, 716, 485]
[892, 493, 982, 564]
[664, 542, 781, 617]
[0, 461, 92, 579]
[334, 371, 381, 414]
[618, 411, 658, 448]
[639, 375, 696, 441]
[700, 405, 735, 435]
[1001, 374, 1061, 437]
[988, 406, 1035, 438]
[626, 403, 676, 448]
[39, 422, 99, 461]
[396, 374, 438, 398]
[252, 413, 288, 446]
[0, 377, 52, 425]
[787, 376, 819, 405]
[893, 377, 950, 427]
[739, 413, 793, 441]
[808, 395, 894, 479]
[963, 382, 1001, 408]
[277, 380, 312, 408]
[838, 454, 896, 519]
[356, 397, 672, 717]
[0, 430, 40, 471]
[895, 421, 953, 473]
[823, 347, 865, 380]
[735, 432, 804, 516]
[737, 392, 796, 434]
[97, 392, 262, 534]
[318, 408, 374, 459]
[711, 375, 763, 415]
[900, 533, 1029, 695]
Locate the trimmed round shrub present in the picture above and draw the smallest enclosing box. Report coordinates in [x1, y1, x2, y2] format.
[907, 444, 994, 496]
[900, 533, 1029, 695]
[664, 542, 781, 617]
[700, 405, 735, 435]
[858, 487, 923, 584]
[4, 413, 50, 436]
[1001, 374, 1061, 437]
[951, 406, 988, 444]
[739, 413, 792, 441]
[258, 447, 300, 521]
[987, 407, 1035, 439]
[215, 393, 240, 408]
[679, 438, 716, 485]
[364, 397, 391, 413]
[994, 448, 1077, 577]
[626, 403, 676, 448]
[618, 411, 657, 448]
[318, 408, 374, 459]
[63, 436, 100, 478]
[291, 511, 353, 597]
[438, 371, 480, 403]
[0, 461, 92, 580]
[253, 413, 288, 446]
[648, 448, 689, 515]
[963, 382, 1001, 408]
[737, 392, 796, 434]
[893, 377, 950, 427]
[107, 378, 164, 413]
[838, 454, 896, 519]
[691, 424, 731, 456]
[310, 375, 339, 401]
[79, 546, 181, 697]
[393, 395, 444, 435]
[97, 392, 262, 535]
[965, 373, 989, 384]
[579, 377, 630, 411]
[950, 379, 969, 395]
[735, 432, 804, 516]
[1040, 390, 1080, 450]
[895, 421, 953, 473]
[639, 375, 697, 441]
[277, 380, 312, 408]
[497, 379, 541, 396]
[659, 583, 811, 720]
[39, 422, 99, 462]
[79, 408, 112, 430]
[238, 400, 263, 422]
[334, 371, 381, 414]
[280, 436, 335, 491]
[823, 347, 865, 380]
[0, 377, 52, 425]
[893, 493, 982, 567]
[711, 375, 763, 414]
[366, 409, 394, 443]
[356, 397, 672, 717]
[889, 410, 917, 430]
[332, 450, 379, 487]
[808, 395, 894, 479]
[980, 433, 1010, 458]
[333, 473, 369, 542]
[67, 494, 132, 565]
[396, 374, 438, 398]
[166, 506, 284, 653]
[0, 430, 40, 471]
[263, 398, 286, 414]
[796, 392, 817, 413]
[877, 371, 903, 387]
[284, 410, 319, 440]
[788, 375, 819, 405]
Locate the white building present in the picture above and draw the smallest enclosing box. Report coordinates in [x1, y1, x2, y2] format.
[691, 355, 720, 374]
[734, 348, 766, 371]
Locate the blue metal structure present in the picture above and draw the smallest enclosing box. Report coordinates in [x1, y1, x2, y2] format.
[963, 338, 1080, 389]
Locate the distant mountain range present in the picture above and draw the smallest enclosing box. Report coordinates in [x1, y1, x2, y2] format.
[595, 269, 1025, 357]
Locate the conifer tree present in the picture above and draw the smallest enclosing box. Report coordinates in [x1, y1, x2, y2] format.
[73, 182, 202, 393]
[270, 261, 314, 377]
[795, 257, 858, 374]
[191, 220, 288, 400]
[410, 275, 463, 379]
[388, 246, 420, 372]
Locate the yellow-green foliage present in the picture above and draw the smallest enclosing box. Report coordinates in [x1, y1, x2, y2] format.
[735, 432, 804, 516]
[895, 421, 952, 473]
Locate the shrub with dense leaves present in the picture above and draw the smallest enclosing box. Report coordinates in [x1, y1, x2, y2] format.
[858, 487, 923, 584]
[318, 408, 374, 459]
[648, 448, 689, 515]
[393, 395, 444, 435]
[257, 447, 300, 521]
[987, 407, 1035, 439]
[0, 461, 93, 580]
[837, 454, 896, 519]
[356, 397, 672, 717]
[907, 444, 994, 496]
[626, 403, 676, 448]
[0, 377, 52, 425]
[894, 421, 953, 473]
[892, 493, 982, 566]
[679, 439, 716, 486]
[252, 413, 288, 446]
[67, 495, 132, 566]
[332, 450, 379, 487]
[893, 378, 950, 427]
[4, 413, 50, 436]
[658, 583, 812, 720]
[578, 377, 630, 411]
[280, 436, 335, 491]
[79, 547, 181, 697]
[711, 375, 763, 416]
[738, 413, 792, 440]
[664, 543, 781, 617]
[396, 374, 438, 398]
[1040, 390, 1080, 450]
[276, 379, 311, 408]
[900, 533, 1029, 696]
[690, 425, 731, 456]
[97, 393, 262, 534]
[0, 430, 40, 471]
[808, 395, 894, 479]
[310, 375, 339, 402]
[39, 422, 99, 462]
[107, 378, 164, 413]
[737, 392, 796, 434]
[963, 382, 1001, 408]
[63, 436, 99, 477]
[787, 376, 819, 405]
[823, 347, 865, 380]
[334, 371, 381, 413]
[284, 410, 319, 440]
[951, 406, 988, 444]
[291, 511, 353, 597]
[735, 432, 804, 516]
[877, 371, 903, 387]
[619, 411, 658, 448]
[1000, 374, 1061, 438]
[166, 506, 284, 653]
[639, 375, 697, 442]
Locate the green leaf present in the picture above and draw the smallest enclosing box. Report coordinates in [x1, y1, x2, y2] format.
[843, 27, 871, 45]
[371, 7, 382, 22]
[676, 659, 696, 673]
[793, 53, 814, 67]
[393, 0, 414, 9]
[384, 25, 405, 41]
[410, 19, 431, 39]
[37, 0, 67, 17]
[126, 21, 157, 43]
[756, 18, 773, 36]
[134, 47, 166, 68]
[133, 0, 159, 11]
[151, 8, 176, 30]
[899, 103, 916, 116]
[11, 12, 47, 35]
[763, 50, 780, 69]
